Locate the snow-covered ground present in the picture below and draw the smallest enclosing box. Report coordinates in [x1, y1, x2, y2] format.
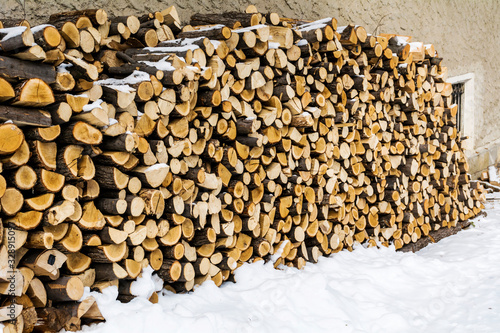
[76, 193, 500, 333]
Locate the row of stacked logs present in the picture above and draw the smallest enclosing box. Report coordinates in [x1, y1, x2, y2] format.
[0, 4, 485, 332]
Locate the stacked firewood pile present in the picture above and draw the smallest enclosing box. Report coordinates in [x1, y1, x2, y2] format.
[0, 4, 485, 332]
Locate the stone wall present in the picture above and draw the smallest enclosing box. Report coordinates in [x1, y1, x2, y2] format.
[1, 0, 500, 173]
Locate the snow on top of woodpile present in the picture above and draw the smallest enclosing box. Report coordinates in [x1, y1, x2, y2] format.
[94, 70, 150, 92]
[69, 93, 88, 98]
[138, 56, 176, 71]
[57, 63, 73, 73]
[191, 24, 225, 31]
[301, 111, 313, 118]
[99, 85, 134, 93]
[143, 44, 200, 53]
[336, 26, 348, 33]
[233, 24, 267, 33]
[0, 26, 27, 41]
[82, 99, 103, 112]
[30, 24, 54, 33]
[297, 22, 327, 31]
[268, 42, 280, 49]
[178, 37, 205, 44]
[393, 36, 408, 46]
[210, 40, 221, 48]
[296, 39, 309, 46]
[145, 163, 168, 172]
[298, 17, 332, 28]
[409, 42, 424, 52]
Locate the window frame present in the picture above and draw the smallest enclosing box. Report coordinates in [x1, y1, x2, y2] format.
[446, 73, 475, 150]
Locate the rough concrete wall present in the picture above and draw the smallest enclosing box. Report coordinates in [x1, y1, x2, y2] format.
[1, 0, 499, 151]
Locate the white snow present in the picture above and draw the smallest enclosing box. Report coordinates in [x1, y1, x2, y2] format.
[186, 65, 200, 73]
[233, 24, 267, 33]
[143, 45, 200, 53]
[268, 42, 280, 49]
[270, 239, 289, 263]
[139, 57, 176, 71]
[297, 22, 327, 32]
[393, 35, 408, 46]
[296, 39, 309, 46]
[210, 40, 221, 48]
[68, 194, 500, 333]
[30, 24, 53, 33]
[145, 163, 168, 172]
[57, 63, 73, 74]
[409, 42, 424, 52]
[297, 17, 332, 29]
[69, 93, 88, 98]
[97, 70, 150, 85]
[95, 71, 150, 92]
[102, 85, 135, 93]
[161, 36, 205, 46]
[189, 24, 225, 32]
[0, 26, 27, 41]
[337, 25, 348, 33]
[129, 266, 164, 299]
[301, 111, 313, 118]
[82, 99, 103, 112]
[179, 37, 205, 44]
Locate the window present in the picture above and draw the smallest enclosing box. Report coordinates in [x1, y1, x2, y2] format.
[451, 82, 464, 133]
[446, 73, 475, 150]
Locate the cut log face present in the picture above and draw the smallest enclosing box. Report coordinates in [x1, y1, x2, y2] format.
[25, 193, 55, 211]
[6, 210, 43, 230]
[0, 77, 15, 101]
[36, 168, 66, 193]
[2, 139, 30, 169]
[12, 78, 55, 107]
[57, 144, 83, 180]
[26, 125, 61, 142]
[66, 252, 92, 274]
[1, 187, 24, 216]
[45, 276, 84, 302]
[133, 164, 169, 188]
[85, 242, 127, 263]
[58, 223, 83, 252]
[79, 201, 106, 230]
[0, 123, 24, 155]
[60, 121, 103, 145]
[94, 262, 128, 281]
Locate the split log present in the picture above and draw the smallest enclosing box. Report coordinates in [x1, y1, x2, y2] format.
[11, 78, 55, 107]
